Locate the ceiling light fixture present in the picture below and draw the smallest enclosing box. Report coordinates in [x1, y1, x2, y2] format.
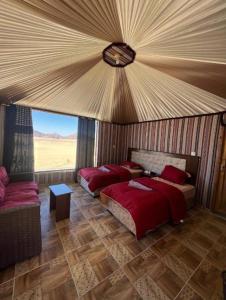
[103, 42, 136, 68]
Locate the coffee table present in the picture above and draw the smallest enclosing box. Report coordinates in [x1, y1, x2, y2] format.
[49, 184, 73, 222]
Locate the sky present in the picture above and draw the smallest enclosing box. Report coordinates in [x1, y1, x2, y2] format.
[32, 109, 78, 136]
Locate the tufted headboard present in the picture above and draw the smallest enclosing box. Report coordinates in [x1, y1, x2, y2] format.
[128, 148, 200, 186]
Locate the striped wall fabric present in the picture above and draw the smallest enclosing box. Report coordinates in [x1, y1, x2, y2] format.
[0, 105, 5, 165]
[97, 114, 224, 208]
[97, 122, 126, 166]
[35, 169, 75, 185]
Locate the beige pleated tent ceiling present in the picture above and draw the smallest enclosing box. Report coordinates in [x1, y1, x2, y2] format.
[0, 0, 226, 124]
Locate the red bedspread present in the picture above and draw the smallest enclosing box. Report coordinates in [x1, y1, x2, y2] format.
[79, 164, 131, 192]
[102, 177, 186, 239]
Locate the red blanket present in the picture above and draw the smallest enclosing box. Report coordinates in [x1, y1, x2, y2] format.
[102, 177, 186, 239]
[79, 164, 131, 192]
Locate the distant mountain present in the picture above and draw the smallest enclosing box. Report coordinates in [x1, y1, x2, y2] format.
[34, 130, 77, 140]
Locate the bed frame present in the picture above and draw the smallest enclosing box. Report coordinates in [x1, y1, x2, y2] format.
[100, 149, 200, 238]
[128, 148, 200, 185]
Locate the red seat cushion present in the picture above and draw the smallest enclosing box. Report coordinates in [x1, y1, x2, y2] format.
[160, 165, 188, 185]
[6, 181, 39, 193]
[0, 166, 10, 186]
[0, 198, 40, 210]
[5, 190, 38, 201]
[0, 180, 5, 204]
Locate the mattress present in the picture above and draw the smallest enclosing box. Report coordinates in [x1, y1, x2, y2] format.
[78, 167, 143, 196]
[152, 177, 196, 209]
[100, 177, 196, 237]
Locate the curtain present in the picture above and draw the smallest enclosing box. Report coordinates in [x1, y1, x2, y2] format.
[3, 105, 34, 181]
[76, 117, 95, 172]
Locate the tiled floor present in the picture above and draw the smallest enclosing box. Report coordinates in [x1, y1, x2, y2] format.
[0, 183, 226, 299]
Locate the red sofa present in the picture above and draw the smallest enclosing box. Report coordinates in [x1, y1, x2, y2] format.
[0, 166, 41, 269]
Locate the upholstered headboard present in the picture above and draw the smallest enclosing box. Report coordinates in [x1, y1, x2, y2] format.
[128, 148, 200, 185]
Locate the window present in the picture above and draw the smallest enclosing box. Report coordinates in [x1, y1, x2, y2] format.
[32, 110, 77, 171]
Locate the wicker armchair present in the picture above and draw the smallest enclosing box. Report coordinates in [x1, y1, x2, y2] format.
[0, 201, 41, 269]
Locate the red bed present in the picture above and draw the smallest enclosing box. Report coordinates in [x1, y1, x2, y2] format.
[78, 164, 143, 196]
[100, 177, 188, 239]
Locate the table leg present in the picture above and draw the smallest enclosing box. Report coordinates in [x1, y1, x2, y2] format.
[50, 190, 56, 211]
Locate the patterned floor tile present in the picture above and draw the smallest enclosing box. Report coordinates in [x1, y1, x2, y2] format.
[89, 215, 115, 238]
[175, 285, 203, 300]
[71, 259, 99, 296]
[189, 258, 224, 299]
[197, 221, 222, 242]
[81, 272, 141, 300]
[58, 221, 97, 251]
[15, 229, 64, 277]
[207, 242, 226, 271]
[134, 274, 171, 300]
[151, 234, 181, 257]
[2, 184, 226, 299]
[147, 260, 185, 299]
[162, 244, 202, 281]
[67, 240, 119, 287]
[0, 280, 14, 300]
[133, 257, 185, 300]
[149, 224, 174, 241]
[124, 248, 159, 282]
[76, 223, 99, 246]
[58, 226, 82, 252]
[218, 234, 226, 248]
[80, 203, 106, 220]
[14, 256, 77, 299]
[181, 232, 214, 256]
[108, 243, 134, 265]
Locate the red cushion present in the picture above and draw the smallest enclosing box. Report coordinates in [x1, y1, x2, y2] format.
[0, 180, 5, 204]
[0, 199, 40, 210]
[6, 181, 38, 193]
[160, 165, 188, 185]
[0, 166, 10, 186]
[121, 161, 142, 169]
[5, 190, 39, 203]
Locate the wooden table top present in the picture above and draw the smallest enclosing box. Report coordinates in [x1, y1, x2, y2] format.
[49, 184, 73, 196]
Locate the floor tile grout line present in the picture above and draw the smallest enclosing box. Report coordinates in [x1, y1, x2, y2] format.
[2, 186, 224, 299]
[0, 213, 217, 285]
[56, 222, 80, 299]
[9, 192, 92, 282]
[122, 219, 221, 300]
[173, 229, 223, 300]
[0, 206, 173, 290]
[12, 277, 15, 300]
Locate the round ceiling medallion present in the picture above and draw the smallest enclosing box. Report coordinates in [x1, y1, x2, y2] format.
[103, 43, 136, 67]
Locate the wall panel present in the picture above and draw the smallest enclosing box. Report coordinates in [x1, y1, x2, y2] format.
[97, 114, 224, 208]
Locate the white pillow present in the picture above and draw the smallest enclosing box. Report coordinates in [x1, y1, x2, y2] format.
[128, 180, 152, 191]
[98, 166, 110, 172]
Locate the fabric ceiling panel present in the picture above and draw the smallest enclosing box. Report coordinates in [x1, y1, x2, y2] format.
[137, 55, 226, 99]
[111, 69, 138, 124]
[135, 0, 226, 63]
[0, 0, 225, 123]
[0, 0, 108, 88]
[19, 61, 116, 120]
[20, 0, 123, 42]
[125, 62, 226, 122]
[14, 55, 101, 107]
